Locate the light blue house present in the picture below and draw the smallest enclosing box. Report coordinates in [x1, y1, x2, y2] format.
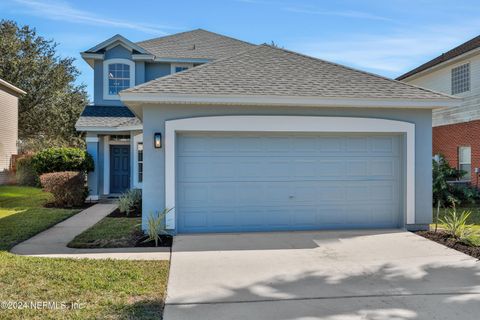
[76, 29, 458, 234]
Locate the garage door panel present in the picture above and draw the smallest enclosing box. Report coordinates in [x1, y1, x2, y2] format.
[177, 133, 402, 233]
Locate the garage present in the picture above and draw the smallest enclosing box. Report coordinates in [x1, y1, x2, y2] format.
[176, 132, 403, 233]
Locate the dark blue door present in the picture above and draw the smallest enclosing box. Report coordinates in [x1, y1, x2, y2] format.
[110, 145, 130, 193]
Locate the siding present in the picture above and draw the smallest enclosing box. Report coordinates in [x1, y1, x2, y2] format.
[0, 87, 18, 183]
[141, 104, 433, 229]
[406, 53, 480, 126]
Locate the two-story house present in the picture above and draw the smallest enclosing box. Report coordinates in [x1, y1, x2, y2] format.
[76, 29, 457, 234]
[398, 35, 480, 185]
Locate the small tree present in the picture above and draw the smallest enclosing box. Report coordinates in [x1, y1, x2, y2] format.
[432, 155, 464, 232]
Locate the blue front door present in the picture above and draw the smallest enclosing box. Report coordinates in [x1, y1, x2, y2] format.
[110, 145, 130, 194]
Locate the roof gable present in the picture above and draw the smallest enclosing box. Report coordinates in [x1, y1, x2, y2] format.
[84, 34, 150, 55]
[121, 44, 455, 103]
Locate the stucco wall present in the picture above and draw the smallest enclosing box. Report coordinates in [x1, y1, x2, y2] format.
[140, 104, 433, 229]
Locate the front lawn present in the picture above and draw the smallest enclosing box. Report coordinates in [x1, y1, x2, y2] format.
[68, 217, 142, 248]
[0, 186, 169, 319]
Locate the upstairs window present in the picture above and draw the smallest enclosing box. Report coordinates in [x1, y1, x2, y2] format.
[451, 63, 470, 95]
[103, 59, 135, 100]
[458, 146, 471, 181]
[171, 63, 193, 74]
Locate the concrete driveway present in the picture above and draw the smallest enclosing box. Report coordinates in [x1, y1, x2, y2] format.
[164, 230, 480, 320]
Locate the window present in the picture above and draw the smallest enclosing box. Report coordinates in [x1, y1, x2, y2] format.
[171, 63, 193, 74]
[137, 142, 143, 183]
[451, 63, 470, 95]
[458, 146, 471, 180]
[103, 59, 135, 100]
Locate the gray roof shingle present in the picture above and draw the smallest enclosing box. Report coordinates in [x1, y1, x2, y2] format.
[76, 105, 141, 129]
[136, 29, 256, 60]
[123, 45, 453, 100]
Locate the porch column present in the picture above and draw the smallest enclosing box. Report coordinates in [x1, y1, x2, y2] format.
[86, 136, 100, 201]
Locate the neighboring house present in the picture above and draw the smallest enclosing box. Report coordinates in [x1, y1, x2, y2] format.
[0, 78, 25, 184]
[76, 29, 457, 234]
[398, 35, 480, 184]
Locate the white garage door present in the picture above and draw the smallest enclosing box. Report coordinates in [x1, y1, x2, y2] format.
[176, 132, 403, 233]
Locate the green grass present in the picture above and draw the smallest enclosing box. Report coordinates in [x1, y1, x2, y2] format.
[0, 186, 169, 319]
[68, 217, 142, 248]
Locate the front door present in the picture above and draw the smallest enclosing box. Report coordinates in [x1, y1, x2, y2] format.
[110, 145, 130, 194]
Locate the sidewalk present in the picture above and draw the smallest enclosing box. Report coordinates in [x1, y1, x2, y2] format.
[10, 203, 170, 260]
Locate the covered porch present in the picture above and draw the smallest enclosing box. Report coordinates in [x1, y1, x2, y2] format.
[85, 131, 143, 200]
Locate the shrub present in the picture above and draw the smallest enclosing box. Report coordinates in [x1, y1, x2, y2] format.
[439, 208, 473, 241]
[118, 189, 142, 216]
[40, 171, 87, 207]
[15, 155, 39, 186]
[144, 209, 172, 247]
[32, 147, 94, 175]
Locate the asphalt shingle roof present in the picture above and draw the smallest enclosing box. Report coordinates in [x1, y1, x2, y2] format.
[136, 29, 256, 60]
[75, 105, 141, 128]
[124, 45, 453, 100]
[397, 35, 480, 80]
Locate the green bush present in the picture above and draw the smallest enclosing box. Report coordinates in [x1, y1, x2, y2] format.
[39, 171, 87, 207]
[144, 209, 171, 247]
[32, 147, 94, 175]
[15, 155, 39, 186]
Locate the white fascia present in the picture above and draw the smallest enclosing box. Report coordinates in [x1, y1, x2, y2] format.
[164, 116, 416, 230]
[75, 125, 143, 132]
[120, 93, 460, 110]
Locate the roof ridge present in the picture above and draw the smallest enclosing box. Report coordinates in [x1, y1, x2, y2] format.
[122, 44, 262, 93]
[136, 28, 255, 48]
[262, 44, 457, 99]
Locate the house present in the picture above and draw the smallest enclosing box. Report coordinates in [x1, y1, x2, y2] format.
[397, 35, 480, 185]
[76, 29, 457, 234]
[0, 78, 25, 184]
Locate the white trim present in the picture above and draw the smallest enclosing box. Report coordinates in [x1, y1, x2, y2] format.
[132, 54, 155, 61]
[103, 58, 136, 101]
[86, 34, 150, 55]
[86, 137, 99, 143]
[400, 47, 480, 81]
[103, 136, 110, 195]
[120, 92, 459, 110]
[80, 52, 104, 60]
[132, 133, 144, 188]
[76, 125, 143, 132]
[164, 116, 416, 230]
[0, 79, 26, 95]
[170, 63, 194, 74]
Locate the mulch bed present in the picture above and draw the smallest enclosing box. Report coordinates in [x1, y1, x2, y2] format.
[133, 229, 172, 248]
[415, 231, 480, 259]
[108, 207, 142, 218]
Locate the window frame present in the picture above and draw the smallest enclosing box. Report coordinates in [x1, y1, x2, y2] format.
[103, 58, 136, 100]
[170, 63, 193, 74]
[458, 146, 472, 181]
[451, 63, 470, 95]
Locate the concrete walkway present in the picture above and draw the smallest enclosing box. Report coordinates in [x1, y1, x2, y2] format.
[164, 230, 480, 320]
[10, 203, 170, 260]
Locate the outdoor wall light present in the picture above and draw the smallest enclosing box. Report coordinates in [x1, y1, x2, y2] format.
[154, 132, 162, 148]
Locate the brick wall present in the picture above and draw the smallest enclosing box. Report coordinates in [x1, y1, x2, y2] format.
[433, 119, 480, 186]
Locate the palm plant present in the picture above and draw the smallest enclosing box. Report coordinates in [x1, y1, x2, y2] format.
[439, 207, 473, 240]
[144, 208, 172, 247]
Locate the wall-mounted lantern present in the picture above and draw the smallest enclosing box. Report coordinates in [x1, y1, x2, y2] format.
[154, 132, 162, 149]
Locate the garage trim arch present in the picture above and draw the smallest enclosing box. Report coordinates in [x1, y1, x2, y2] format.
[164, 116, 415, 230]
